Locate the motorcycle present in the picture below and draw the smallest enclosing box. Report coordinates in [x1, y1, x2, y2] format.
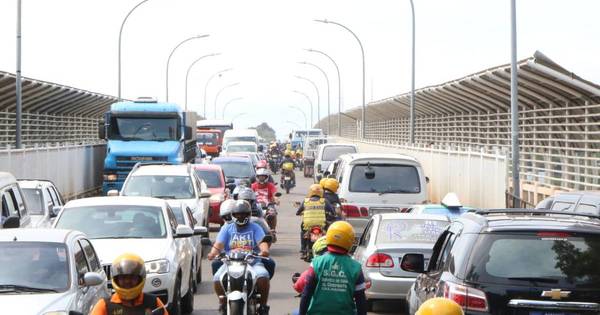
[262, 202, 278, 243]
[268, 154, 280, 174]
[280, 170, 295, 194]
[303, 225, 325, 262]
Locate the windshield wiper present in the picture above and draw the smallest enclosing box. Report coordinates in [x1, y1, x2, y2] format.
[507, 277, 559, 284]
[0, 285, 58, 293]
[377, 189, 414, 195]
[153, 195, 177, 199]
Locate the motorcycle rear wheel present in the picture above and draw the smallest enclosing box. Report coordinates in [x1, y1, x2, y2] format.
[229, 300, 245, 315]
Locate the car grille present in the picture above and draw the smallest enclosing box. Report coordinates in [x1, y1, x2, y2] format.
[115, 156, 167, 167]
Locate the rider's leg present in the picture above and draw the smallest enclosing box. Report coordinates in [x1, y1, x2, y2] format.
[253, 263, 271, 306]
[213, 264, 227, 308]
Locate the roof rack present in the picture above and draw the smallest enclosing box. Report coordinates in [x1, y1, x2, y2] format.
[471, 208, 600, 220]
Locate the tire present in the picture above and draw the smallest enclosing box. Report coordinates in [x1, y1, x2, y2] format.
[169, 276, 182, 315]
[229, 300, 245, 315]
[181, 272, 195, 314]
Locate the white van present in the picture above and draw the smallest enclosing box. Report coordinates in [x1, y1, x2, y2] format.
[314, 143, 358, 182]
[222, 129, 259, 150]
[326, 153, 428, 239]
[0, 172, 31, 228]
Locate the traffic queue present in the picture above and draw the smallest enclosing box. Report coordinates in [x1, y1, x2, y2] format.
[1, 117, 600, 315]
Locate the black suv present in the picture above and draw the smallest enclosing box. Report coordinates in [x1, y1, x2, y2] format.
[400, 209, 600, 314]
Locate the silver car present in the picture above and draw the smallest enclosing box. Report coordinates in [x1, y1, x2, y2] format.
[0, 228, 109, 314]
[352, 213, 450, 311]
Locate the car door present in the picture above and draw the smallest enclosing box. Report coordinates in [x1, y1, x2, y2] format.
[353, 217, 375, 264]
[414, 229, 455, 305]
[78, 238, 108, 313]
[167, 206, 192, 288]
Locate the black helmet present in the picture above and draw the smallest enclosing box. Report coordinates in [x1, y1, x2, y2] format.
[232, 200, 252, 226]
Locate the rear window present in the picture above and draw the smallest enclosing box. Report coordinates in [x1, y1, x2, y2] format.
[213, 161, 254, 178]
[21, 188, 44, 215]
[322, 146, 356, 161]
[349, 164, 421, 194]
[467, 232, 600, 288]
[195, 170, 222, 188]
[376, 219, 449, 244]
[197, 132, 218, 145]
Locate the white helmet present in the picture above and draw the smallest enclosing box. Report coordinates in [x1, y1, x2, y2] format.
[256, 168, 270, 184]
[220, 199, 237, 222]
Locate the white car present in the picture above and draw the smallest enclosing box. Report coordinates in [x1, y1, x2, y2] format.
[0, 228, 109, 314]
[53, 196, 198, 315]
[327, 153, 429, 239]
[223, 141, 258, 153]
[0, 172, 31, 229]
[170, 202, 206, 287]
[18, 179, 64, 228]
[314, 143, 358, 182]
[119, 163, 212, 229]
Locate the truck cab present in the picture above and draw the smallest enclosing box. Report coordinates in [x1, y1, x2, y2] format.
[99, 97, 197, 194]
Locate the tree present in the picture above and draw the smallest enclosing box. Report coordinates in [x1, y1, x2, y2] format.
[252, 122, 276, 142]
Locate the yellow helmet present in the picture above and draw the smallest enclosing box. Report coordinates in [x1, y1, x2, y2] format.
[319, 178, 327, 188]
[312, 236, 328, 256]
[416, 298, 464, 315]
[111, 253, 146, 301]
[284, 150, 292, 156]
[307, 184, 324, 198]
[286, 144, 292, 150]
[326, 221, 355, 251]
[323, 178, 340, 193]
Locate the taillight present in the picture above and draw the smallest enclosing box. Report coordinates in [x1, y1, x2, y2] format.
[341, 204, 368, 217]
[444, 282, 488, 312]
[366, 253, 394, 268]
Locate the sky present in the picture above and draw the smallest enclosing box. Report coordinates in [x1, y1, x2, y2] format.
[0, 0, 599, 139]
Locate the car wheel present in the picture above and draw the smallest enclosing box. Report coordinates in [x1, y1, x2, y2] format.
[181, 272, 195, 314]
[169, 276, 182, 315]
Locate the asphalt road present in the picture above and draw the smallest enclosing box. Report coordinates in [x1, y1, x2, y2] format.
[192, 170, 405, 315]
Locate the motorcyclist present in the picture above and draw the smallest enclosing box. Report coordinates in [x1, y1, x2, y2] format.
[90, 253, 168, 315]
[208, 200, 272, 315]
[280, 152, 296, 187]
[415, 298, 464, 315]
[252, 169, 279, 205]
[295, 184, 335, 259]
[231, 179, 251, 200]
[322, 178, 344, 220]
[256, 160, 275, 183]
[299, 221, 367, 315]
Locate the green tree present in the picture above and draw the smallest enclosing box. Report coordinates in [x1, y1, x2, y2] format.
[252, 123, 276, 142]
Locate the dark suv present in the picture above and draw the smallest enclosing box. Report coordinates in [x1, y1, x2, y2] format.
[401, 209, 600, 314]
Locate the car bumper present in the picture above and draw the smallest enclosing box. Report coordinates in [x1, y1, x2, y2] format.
[365, 271, 415, 300]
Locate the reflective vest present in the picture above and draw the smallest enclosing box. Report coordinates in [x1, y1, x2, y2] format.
[302, 198, 327, 230]
[105, 294, 162, 315]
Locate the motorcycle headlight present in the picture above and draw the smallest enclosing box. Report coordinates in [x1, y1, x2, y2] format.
[145, 259, 170, 274]
[227, 264, 245, 279]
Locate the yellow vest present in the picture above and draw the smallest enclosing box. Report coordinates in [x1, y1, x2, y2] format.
[302, 198, 326, 230]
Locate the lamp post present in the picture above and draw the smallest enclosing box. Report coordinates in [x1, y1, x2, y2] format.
[203, 68, 233, 118]
[288, 106, 308, 129]
[15, 0, 22, 148]
[222, 97, 244, 119]
[292, 90, 314, 127]
[118, 0, 151, 100]
[306, 48, 342, 136]
[295, 76, 320, 128]
[165, 34, 210, 102]
[315, 19, 365, 138]
[510, 0, 521, 203]
[408, 0, 416, 144]
[299, 61, 330, 135]
[184, 53, 220, 110]
[214, 83, 240, 119]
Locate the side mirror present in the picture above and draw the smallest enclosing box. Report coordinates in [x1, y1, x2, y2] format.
[194, 226, 208, 237]
[274, 192, 282, 197]
[400, 253, 425, 273]
[226, 178, 235, 184]
[107, 189, 119, 197]
[201, 237, 213, 246]
[2, 216, 20, 229]
[175, 225, 194, 238]
[98, 122, 105, 139]
[199, 192, 212, 199]
[83, 272, 104, 287]
[50, 206, 61, 218]
[184, 126, 193, 140]
[425, 176, 430, 184]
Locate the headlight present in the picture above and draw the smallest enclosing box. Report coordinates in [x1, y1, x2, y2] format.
[104, 173, 117, 181]
[227, 264, 245, 279]
[145, 259, 170, 274]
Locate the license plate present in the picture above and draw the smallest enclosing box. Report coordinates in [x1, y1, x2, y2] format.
[285, 177, 291, 180]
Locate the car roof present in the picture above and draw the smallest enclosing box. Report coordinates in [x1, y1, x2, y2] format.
[192, 164, 222, 171]
[17, 179, 54, 189]
[0, 172, 17, 188]
[0, 228, 83, 243]
[339, 153, 419, 164]
[131, 164, 190, 176]
[64, 196, 166, 208]
[376, 213, 451, 222]
[224, 129, 257, 137]
[213, 156, 251, 163]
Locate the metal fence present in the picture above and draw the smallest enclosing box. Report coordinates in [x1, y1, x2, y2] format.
[0, 111, 101, 148]
[0, 143, 106, 200]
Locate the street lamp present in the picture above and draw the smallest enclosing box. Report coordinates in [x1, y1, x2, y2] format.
[203, 68, 233, 118]
[298, 61, 330, 135]
[222, 97, 244, 119]
[510, 0, 521, 202]
[118, 0, 151, 100]
[231, 112, 248, 124]
[185, 53, 220, 110]
[288, 106, 308, 129]
[295, 76, 320, 128]
[292, 90, 314, 127]
[214, 83, 240, 119]
[305, 48, 342, 136]
[165, 34, 210, 102]
[408, 0, 416, 144]
[315, 19, 366, 139]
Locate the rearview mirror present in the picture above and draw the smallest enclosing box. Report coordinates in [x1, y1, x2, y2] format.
[364, 168, 375, 180]
[194, 226, 208, 237]
[201, 237, 213, 246]
[83, 272, 104, 287]
[107, 189, 119, 197]
[199, 192, 212, 199]
[400, 253, 425, 273]
[2, 216, 20, 229]
[50, 206, 61, 218]
[175, 225, 194, 238]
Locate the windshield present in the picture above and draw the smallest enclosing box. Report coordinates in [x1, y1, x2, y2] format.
[122, 175, 195, 199]
[467, 232, 600, 288]
[213, 161, 254, 178]
[349, 164, 421, 194]
[195, 170, 222, 188]
[197, 132, 218, 145]
[293, 131, 307, 139]
[0, 242, 69, 292]
[224, 136, 257, 146]
[55, 205, 167, 239]
[308, 131, 322, 136]
[376, 219, 449, 244]
[227, 145, 256, 153]
[21, 188, 44, 215]
[322, 146, 356, 161]
[109, 117, 179, 141]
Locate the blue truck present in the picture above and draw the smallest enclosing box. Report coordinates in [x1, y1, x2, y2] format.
[98, 97, 197, 194]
